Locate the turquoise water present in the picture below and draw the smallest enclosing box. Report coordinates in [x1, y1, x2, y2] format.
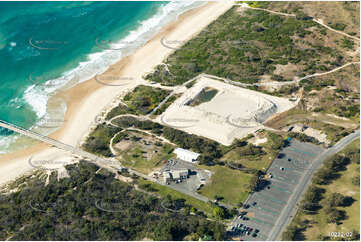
[0, 1, 203, 153]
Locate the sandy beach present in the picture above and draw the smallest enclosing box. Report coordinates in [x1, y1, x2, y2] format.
[0, 1, 235, 186]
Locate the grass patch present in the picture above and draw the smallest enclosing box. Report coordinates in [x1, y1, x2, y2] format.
[120, 143, 174, 174]
[196, 165, 253, 206]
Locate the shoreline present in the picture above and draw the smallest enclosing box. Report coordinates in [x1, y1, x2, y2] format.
[0, 1, 235, 186]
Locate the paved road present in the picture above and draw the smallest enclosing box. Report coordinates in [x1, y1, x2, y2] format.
[270, 129, 360, 241]
[0, 119, 229, 211]
[228, 130, 359, 241]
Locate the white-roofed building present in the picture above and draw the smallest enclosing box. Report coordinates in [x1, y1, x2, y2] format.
[163, 172, 171, 183]
[173, 148, 200, 163]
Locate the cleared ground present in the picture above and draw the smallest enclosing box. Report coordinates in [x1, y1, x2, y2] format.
[158, 76, 297, 145]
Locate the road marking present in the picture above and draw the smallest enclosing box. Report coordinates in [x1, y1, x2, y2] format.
[287, 147, 315, 157]
[257, 194, 286, 205]
[284, 167, 303, 175]
[271, 184, 291, 193]
[274, 174, 298, 184]
[254, 205, 280, 215]
[250, 217, 274, 227]
[271, 176, 298, 186]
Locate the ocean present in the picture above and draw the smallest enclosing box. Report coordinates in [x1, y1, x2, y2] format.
[0, 1, 204, 154]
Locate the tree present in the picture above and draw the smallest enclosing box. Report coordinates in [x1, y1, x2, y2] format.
[245, 175, 259, 192]
[282, 225, 297, 240]
[350, 230, 360, 241]
[324, 207, 344, 224]
[312, 168, 330, 184]
[324, 193, 347, 207]
[352, 175, 360, 186]
[303, 185, 324, 204]
[212, 206, 225, 219]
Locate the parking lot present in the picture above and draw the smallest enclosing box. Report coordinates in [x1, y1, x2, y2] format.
[229, 139, 325, 240]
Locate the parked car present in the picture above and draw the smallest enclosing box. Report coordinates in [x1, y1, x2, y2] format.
[252, 201, 257, 206]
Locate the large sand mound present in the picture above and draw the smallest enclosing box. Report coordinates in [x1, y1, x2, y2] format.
[158, 76, 297, 145]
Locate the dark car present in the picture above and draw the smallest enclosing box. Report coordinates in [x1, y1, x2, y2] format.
[288, 158, 292, 161]
[255, 229, 260, 233]
[243, 204, 250, 209]
[252, 201, 257, 206]
[252, 233, 258, 237]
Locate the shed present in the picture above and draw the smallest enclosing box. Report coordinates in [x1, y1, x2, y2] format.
[174, 148, 200, 163]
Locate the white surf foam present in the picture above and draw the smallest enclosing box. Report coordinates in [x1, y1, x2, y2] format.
[1, 1, 205, 154]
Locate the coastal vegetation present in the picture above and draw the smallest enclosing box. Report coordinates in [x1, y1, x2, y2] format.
[265, 107, 357, 146]
[115, 130, 174, 174]
[83, 123, 122, 157]
[123, 85, 170, 115]
[282, 139, 360, 241]
[145, 6, 350, 86]
[153, 94, 180, 116]
[0, 161, 226, 241]
[262, 1, 360, 38]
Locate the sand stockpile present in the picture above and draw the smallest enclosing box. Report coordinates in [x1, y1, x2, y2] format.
[158, 76, 297, 145]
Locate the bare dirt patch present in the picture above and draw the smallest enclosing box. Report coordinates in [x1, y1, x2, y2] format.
[158, 76, 297, 145]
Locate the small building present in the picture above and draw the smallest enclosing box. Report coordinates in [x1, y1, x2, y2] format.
[171, 169, 189, 181]
[163, 172, 171, 183]
[174, 148, 200, 163]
